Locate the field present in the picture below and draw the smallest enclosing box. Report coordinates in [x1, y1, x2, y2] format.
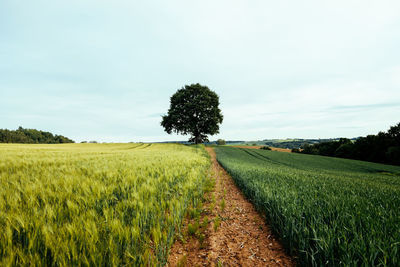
[214, 146, 400, 266]
[0, 143, 210, 266]
[231, 145, 292, 153]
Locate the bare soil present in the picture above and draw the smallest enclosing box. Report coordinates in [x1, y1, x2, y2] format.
[269, 147, 292, 153]
[166, 147, 294, 267]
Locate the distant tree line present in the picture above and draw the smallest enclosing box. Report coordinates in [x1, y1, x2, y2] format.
[0, 127, 74, 144]
[157, 140, 244, 145]
[296, 122, 400, 165]
[264, 139, 353, 149]
[265, 141, 306, 149]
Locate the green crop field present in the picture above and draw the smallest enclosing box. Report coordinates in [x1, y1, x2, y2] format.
[214, 146, 400, 266]
[0, 143, 210, 266]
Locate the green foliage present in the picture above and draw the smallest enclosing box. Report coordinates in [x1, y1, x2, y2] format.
[201, 216, 209, 229]
[161, 83, 223, 144]
[210, 194, 216, 211]
[204, 174, 216, 193]
[220, 198, 225, 212]
[215, 146, 400, 266]
[216, 139, 226, 145]
[198, 233, 206, 248]
[187, 223, 198, 236]
[0, 143, 210, 266]
[0, 126, 74, 144]
[213, 216, 221, 232]
[187, 206, 202, 220]
[386, 146, 400, 164]
[301, 122, 400, 166]
[260, 146, 271, 150]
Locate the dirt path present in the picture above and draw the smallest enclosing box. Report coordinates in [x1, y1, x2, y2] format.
[167, 147, 294, 266]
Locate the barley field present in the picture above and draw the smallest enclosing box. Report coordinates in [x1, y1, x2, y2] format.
[215, 146, 400, 266]
[0, 143, 210, 266]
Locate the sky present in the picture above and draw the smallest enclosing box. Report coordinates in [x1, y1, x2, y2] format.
[1, 0, 400, 142]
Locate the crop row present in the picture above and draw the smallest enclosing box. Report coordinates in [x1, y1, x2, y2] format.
[215, 146, 400, 266]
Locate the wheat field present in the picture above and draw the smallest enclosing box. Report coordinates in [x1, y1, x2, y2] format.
[0, 143, 210, 266]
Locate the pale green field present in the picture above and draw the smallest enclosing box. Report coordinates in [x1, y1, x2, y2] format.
[0, 143, 210, 266]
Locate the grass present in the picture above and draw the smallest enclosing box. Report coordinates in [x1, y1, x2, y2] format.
[220, 198, 225, 212]
[214, 146, 400, 266]
[0, 143, 210, 266]
[213, 216, 221, 232]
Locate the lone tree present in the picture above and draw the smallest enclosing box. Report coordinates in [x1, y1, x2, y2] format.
[217, 139, 226, 145]
[161, 83, 223, 144]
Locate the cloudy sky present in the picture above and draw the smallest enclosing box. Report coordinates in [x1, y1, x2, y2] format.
[1, 0, 400, 142]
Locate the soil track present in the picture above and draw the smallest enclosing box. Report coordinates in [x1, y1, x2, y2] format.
[167, 147, 294, 266]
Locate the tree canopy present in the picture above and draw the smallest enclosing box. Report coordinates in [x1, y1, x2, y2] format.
[298, 122, 400, 166]
[161, 83, 223, 144]
[0, 127, 74, 144]
[217, 139, 226, 145]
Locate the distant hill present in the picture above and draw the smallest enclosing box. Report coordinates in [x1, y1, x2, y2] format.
[157, 140, 245, 145]
[158, 139, 350, 148]
[0, 127, 74, 144]
[222, 139, 359, 149]
[262, 138, 361, 149]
